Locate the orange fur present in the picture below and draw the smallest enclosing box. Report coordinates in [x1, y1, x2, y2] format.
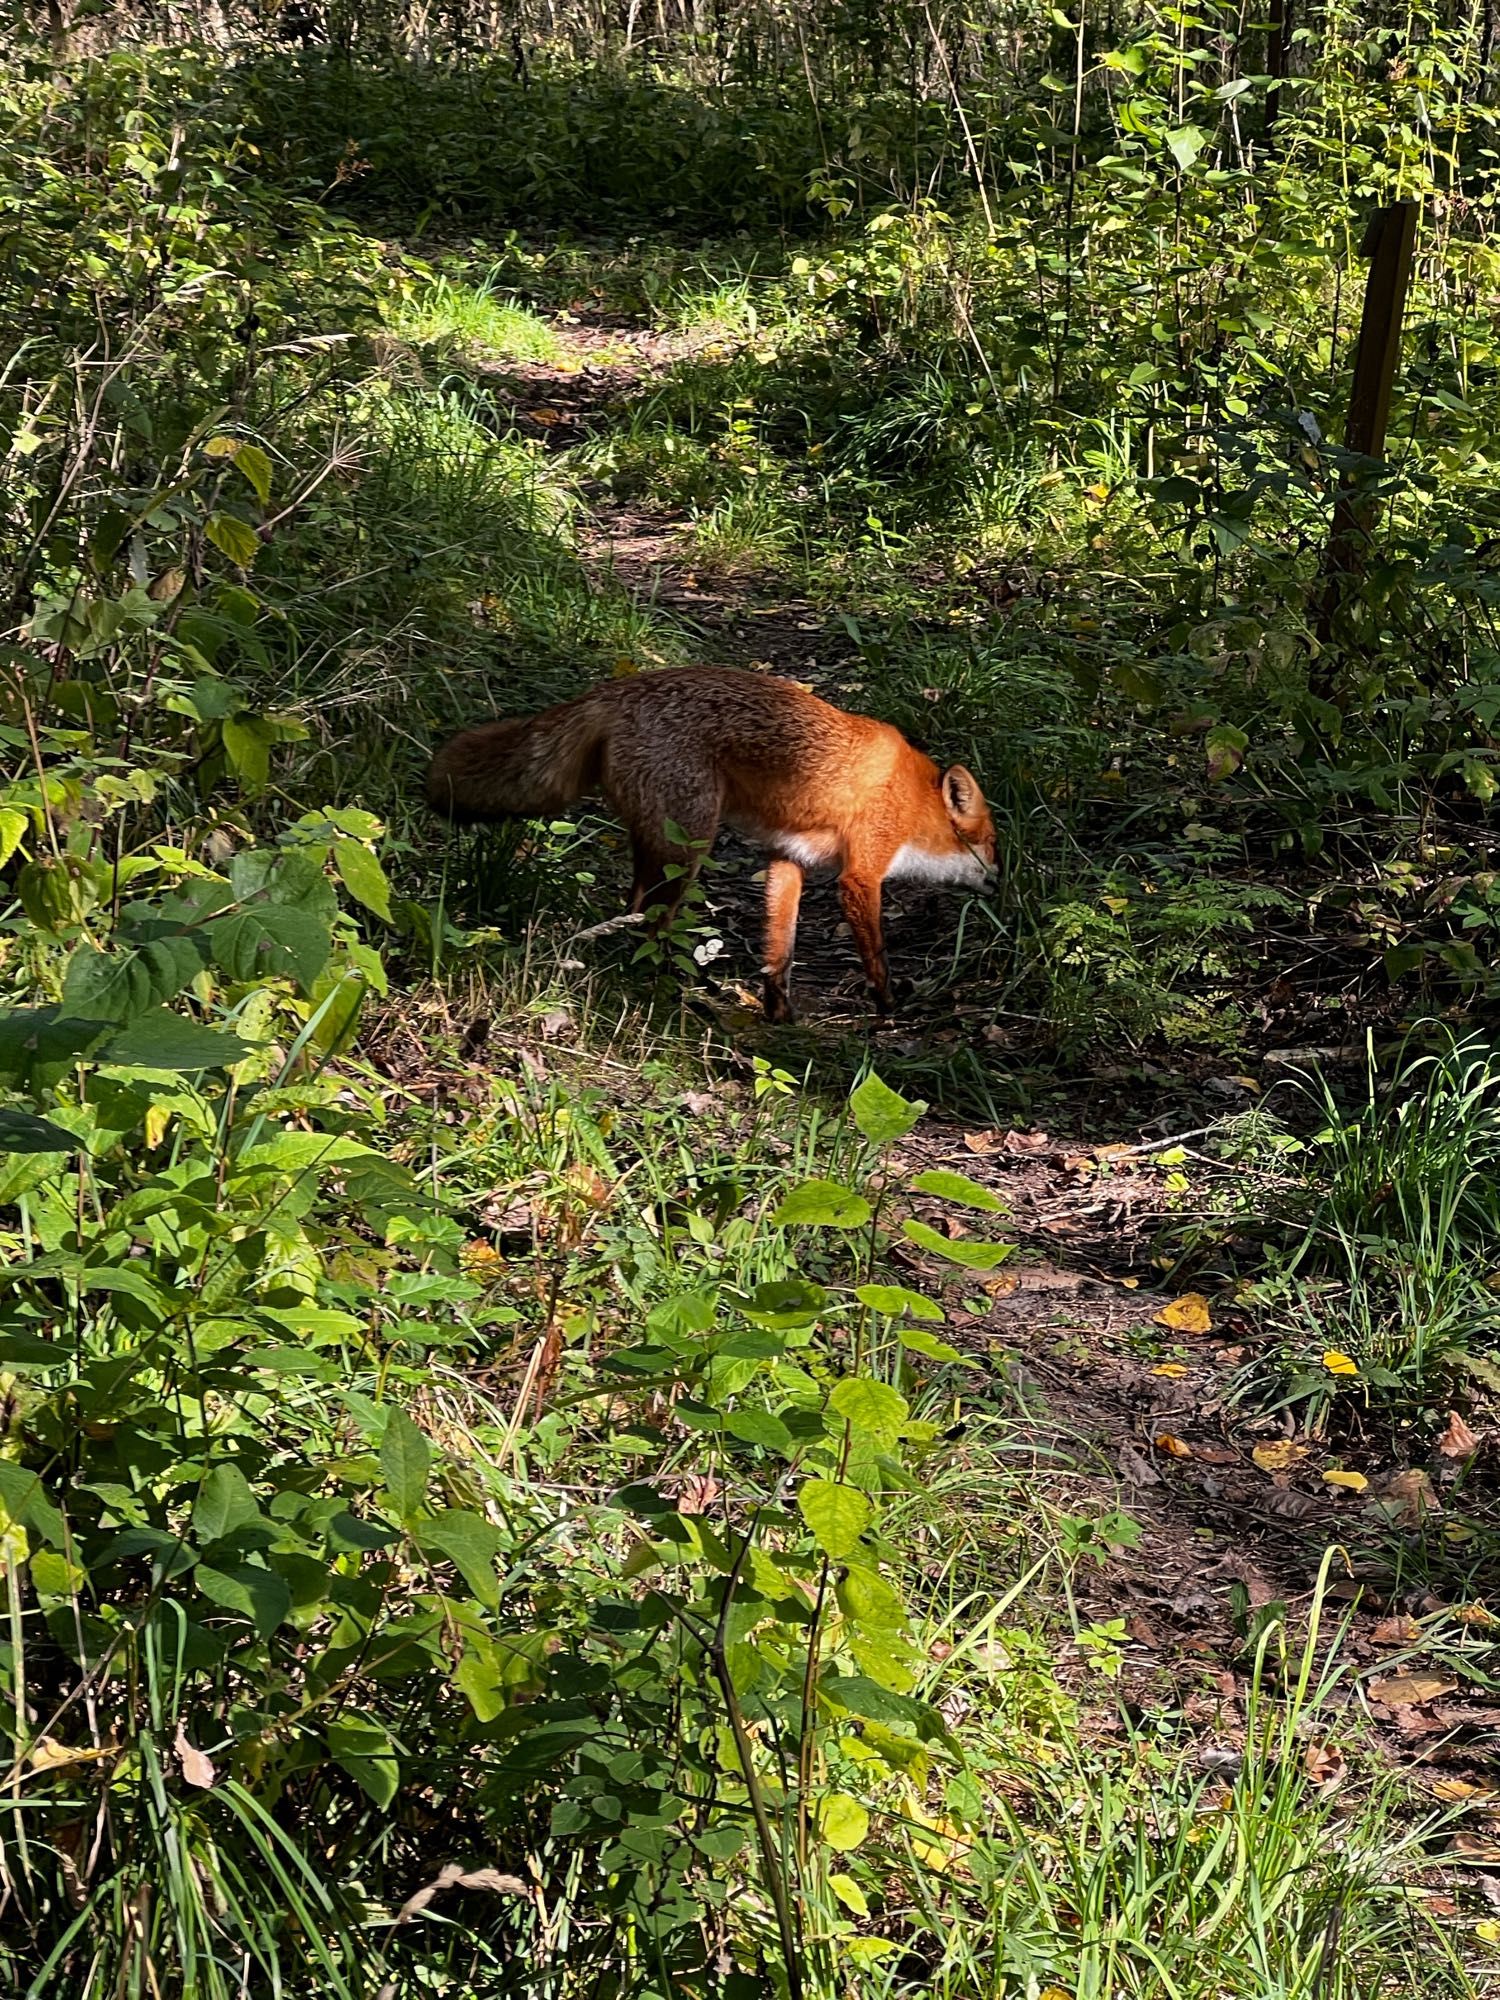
[427, 667, 997, 1020]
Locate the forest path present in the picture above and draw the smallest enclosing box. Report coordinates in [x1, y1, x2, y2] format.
[458, 306, 1484, 1779]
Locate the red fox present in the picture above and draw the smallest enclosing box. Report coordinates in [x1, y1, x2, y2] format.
[427, 666, 996, 1022]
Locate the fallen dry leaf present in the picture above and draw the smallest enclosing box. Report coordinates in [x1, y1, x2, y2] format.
[528, 406, 563, 426]
[1151, 1362, 1189, 1378]
[1452, 1831, 1500, 1864]
[175, 1722, 215, 1790]
[1382, 1467, 1441, 1523]
[1371, 1615, 1423, 1646]
[1304, 1742, 1346, 1789]
[1369, 1673, 1458, 1707]
[1155, 1293, 1212, 1335]
[1193, 1444, 1240, 1466]
[1455, 1602, 1497, 1628]
[1431, 1778, 1499, 1803]
[1323, 1468, 1368, 1492]
[1438, 1410, 1481, 1460]
[1154, 1432, 1194, 1459]
[28, 1737, 103, 1773]
[1322, 1348, 1359, 1376]
[1118, 1441, 1162, 1486]
[1252, 1440, 1309, 1473]
[962, 1129, 1005, 1155]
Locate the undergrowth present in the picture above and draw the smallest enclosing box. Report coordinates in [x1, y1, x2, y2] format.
[2, 20, 1498, 2000]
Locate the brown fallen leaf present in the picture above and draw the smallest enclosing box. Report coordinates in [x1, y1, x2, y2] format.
[1371, 1615, 1422, 1646]
[1438, 1410, 1481, 1460]
[1369, 1673, 1458, 1707]
[1193, 1445, 1240, 1466]
[1118, 1441, 1162, 1487]
[175, 1723, 216, 1790]
[1304, 1742, 1346, 1789]
[1455, 1602, 1497, 1628]
[1155, 1293, 1212, 1335]
[1154, 1432, 1194, 1459]
[1452, 1831, 1500, 1864]
[1252, 1440, 1309, 1472]
[962, 1129, 1005, 1155]
[1382, 1467, 1441, 1523]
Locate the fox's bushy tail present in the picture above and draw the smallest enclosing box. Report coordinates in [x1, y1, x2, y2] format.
[426, 692, 610, 823]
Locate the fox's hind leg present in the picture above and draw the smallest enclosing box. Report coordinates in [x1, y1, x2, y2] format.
[625, 790, 721, 928]
[760, 859, 804, 1024]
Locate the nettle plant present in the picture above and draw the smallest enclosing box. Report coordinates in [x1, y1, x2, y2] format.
[553, 1073, 1015, 1995]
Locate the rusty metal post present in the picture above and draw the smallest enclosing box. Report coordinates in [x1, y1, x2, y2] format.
[1314, 200, 1419, 667]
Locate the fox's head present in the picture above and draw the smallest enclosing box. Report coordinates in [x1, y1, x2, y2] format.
[939, 766, 997, 883]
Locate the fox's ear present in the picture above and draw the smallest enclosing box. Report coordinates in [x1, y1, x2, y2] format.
[942, 765, 982, 818]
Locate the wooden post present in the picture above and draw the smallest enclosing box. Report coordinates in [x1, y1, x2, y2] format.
[1314, 200, 1419, 665]
[1264, 0, 1292, 152]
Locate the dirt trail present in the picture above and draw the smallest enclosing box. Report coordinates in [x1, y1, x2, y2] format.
[466, 313, 1494, 1777]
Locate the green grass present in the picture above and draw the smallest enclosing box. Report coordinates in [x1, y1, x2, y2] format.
[385, 271, 565, 362]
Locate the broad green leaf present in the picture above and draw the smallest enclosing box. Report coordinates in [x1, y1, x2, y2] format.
[231, 442, 273, 506]
[898, 1327, 972, 1366]
[819, 1794, 870, 1852]
[205, 513, 259, 568]
[195, 1562, 290, 1637]
[210, 905, 331, 989]
[854, 1283, 943, 1322]
[230, 849, 338, 919]
[327, 1715, 399, 1810]
[194, 1464, 261, 1544]
[0, 1462, 66, 1545]
[333, 839, 393, 924]
[381, 1406, 432, 1520]
[772, 1178, 872, 1229]
[104, 1008, 249, 1071]
[222, 713, 273, 791]
[0, 1108, 76, 1153]
[838, 1564, 907, 1632]
[62, 937, 206, 1022]
[0, 808, 27, 868]
[908, 1168, 1006, 1213]
[724, 1407, 793, 1454]
[797, 1478, 871, 1558]
[849, 1629, 920, 1694]
[849, 1072, 925, 1146]
[420, 1508, 504, 1607]
[828, 1376, 908, 1444]
[736, 1278, 829, 1329]
[1165, 123, 1206, 170]
[902, 1219, 1014, 1270]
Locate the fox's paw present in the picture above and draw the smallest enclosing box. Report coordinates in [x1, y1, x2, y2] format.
[762, 979, 796, 1026]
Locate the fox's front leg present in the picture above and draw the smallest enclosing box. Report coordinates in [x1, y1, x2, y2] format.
[838, 869, 893, 1016]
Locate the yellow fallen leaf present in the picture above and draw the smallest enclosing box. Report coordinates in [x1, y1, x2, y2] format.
[1322, 1349, 1359, 1376]
[1475, 1919, 1500, 1943]
[28, 1737, 104, 1772]
[1369, 1673, 1457, 1707]
[1039, 1989, 1075, 2000]
[1252, 1440, 1309, 1472]
[1152, 1362, 1189, 1378]
[1155, 1293, 1212, 1335]
[1323, 1469, 1368, 1492]
[1455, 1602, 1496, 1627]
[1155, 1432, 1193, 1458]
[1432, 1778, 1498, 1802]
[1118, 1276, 1140, 1290]
[528, 406, 563, 426]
